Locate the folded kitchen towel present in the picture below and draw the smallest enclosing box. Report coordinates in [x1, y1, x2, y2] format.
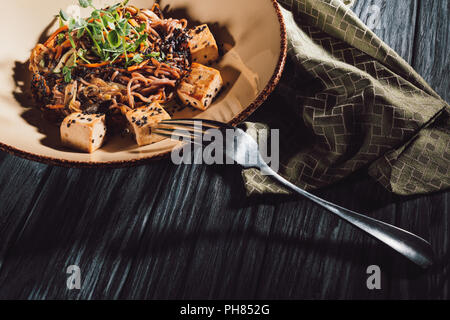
[242, 0, 449, 196]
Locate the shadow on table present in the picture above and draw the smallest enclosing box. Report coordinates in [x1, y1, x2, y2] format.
[5, 204, 437, 282]
[12, 18, 69, 152]
[204, 160, 449, 280]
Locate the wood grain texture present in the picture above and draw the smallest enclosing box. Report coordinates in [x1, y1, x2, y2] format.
[411, 0, 449, 99]
[353, 0, 418, 64]
[0, 0, 448, 300]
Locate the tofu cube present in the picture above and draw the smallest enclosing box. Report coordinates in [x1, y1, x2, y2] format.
[126, 102, 171, 146]
[178, 63, 223, 110]
[189, 24, 220, 65]
[60, 113, 107, 153]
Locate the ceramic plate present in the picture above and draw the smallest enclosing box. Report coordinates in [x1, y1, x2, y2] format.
[0, 0, 286, 167]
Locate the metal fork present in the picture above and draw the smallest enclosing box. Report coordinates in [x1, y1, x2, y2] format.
[154, 118, 435, 268]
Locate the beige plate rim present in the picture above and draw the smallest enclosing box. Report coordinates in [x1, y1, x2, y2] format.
[0, 0, 287, 168]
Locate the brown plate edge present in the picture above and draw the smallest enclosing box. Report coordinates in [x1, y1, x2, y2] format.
[0, 0, 288, 169]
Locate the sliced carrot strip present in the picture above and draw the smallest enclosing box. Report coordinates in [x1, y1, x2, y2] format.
[81, 61, 111, 68]
[44, 25, 69, 47]
[46, 104, 65, 110]
[127, 59, 150, 72]
[55, 40, 72, 60]
[129, 19, 139, 28]
[119, 53, 135, 59]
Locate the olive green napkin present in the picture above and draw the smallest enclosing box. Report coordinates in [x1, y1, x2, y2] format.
[242, 0, 449, 196]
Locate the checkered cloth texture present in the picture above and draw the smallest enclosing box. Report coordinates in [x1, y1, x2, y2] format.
[242, 0, 449, 196]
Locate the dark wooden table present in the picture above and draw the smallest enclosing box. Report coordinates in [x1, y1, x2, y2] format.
[0, 0, 448, 300]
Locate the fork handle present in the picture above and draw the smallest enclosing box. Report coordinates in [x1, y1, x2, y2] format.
[260, 165, 435, 268]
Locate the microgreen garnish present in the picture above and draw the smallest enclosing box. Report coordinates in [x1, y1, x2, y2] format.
[67, 32, 77, 48]
[78, 0, 93, 9]
[57, 33, 66, 45]
[59, 9, 70, 21]
[146, 52, 161, 58]
[53, 0, 165, 75]
[131, 54, 144, 65]
[107, 30, 121, 48]
[62, 66, 73, 83]
[77, 48, 91, 64]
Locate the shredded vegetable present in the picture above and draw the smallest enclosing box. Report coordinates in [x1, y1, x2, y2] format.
[29, 0, 192, 120]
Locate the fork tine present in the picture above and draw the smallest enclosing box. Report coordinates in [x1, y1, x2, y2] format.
[153, 128, 198, 140]
[157, 119, 226, 137]
[158, 120, 218, 131]
[160, 118, 233, 129]
[155, 127, 204, 140]
[157, 122, 211, 134]
[152, 131, 203, 147]
[152, 128, 204, 147]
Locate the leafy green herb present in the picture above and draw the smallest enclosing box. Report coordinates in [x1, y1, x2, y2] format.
[116, 19, 131, 37]
[77, 48, 91, 64]
[59, 9, 70, 21]
[122, 37, 129, 64]
[102, 15, 116, 30]
[62, 66, 73, 83]
[146, 52, 161, 58]
[68, 17, 77, 31]
[107, 30, 121, 48]
[103, 47, 125, 53]
[77, 28, 86, 39]
[127, 34, 148, 52]
[84, 26, 103, 58]
[107, 0, 129, 12]
[157, 51, 166, 62]
[78, 0, 93, 9]
[67, 33, 76, 48]
[131, 54, 144, 65]
[68, 16, 87, 32]
[91, 10, 101, 19]
[137, 23, 146, 33]
[56, 0, 147, 66]
[57, 33, 66, 45]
